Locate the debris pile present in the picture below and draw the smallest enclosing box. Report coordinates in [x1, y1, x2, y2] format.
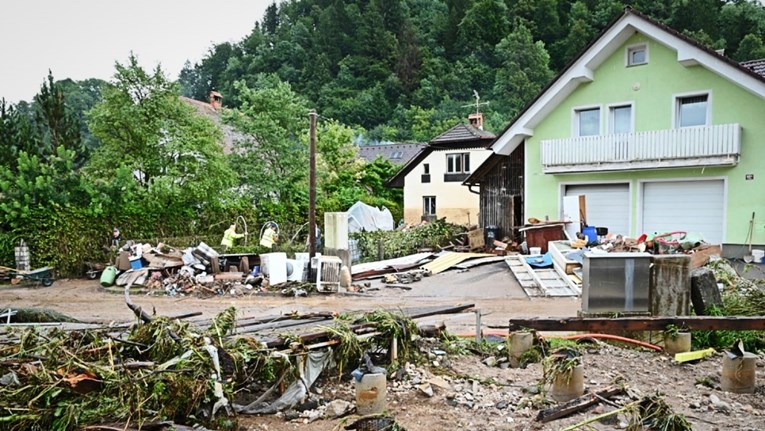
[0, 298, 475, 430]
[100, 241, 297, 297]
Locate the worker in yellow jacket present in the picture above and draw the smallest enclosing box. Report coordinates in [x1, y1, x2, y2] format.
[260, 222, 278, 251]
[220, 224, 244, 252]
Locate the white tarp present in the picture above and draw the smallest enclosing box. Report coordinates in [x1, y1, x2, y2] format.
[347, 201, 394, 233]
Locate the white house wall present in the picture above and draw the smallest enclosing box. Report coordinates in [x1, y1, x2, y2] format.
[402, 148, 491, 226]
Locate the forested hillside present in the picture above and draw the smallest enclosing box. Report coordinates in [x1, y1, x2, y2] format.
[179, 0, 765, 140]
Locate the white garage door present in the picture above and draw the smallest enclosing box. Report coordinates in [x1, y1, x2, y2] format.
[565, 184, 630, 236]
[642, 180, 725, 244]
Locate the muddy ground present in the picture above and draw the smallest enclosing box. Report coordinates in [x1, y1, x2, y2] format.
[2, 261, 764, 430]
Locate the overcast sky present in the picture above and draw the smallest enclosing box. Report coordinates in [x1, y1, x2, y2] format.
[0, 0, 272, 104]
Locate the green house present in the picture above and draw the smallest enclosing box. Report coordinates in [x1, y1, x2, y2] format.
[481, 9, 765, 256]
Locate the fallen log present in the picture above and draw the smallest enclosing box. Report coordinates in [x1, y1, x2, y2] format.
[536, 385, 625, 423]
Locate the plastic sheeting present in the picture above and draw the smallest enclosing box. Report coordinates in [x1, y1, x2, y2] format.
[347, 201, 394, 233]
[235, 349, 333, 414]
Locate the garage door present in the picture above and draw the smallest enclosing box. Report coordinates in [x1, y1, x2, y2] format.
[642, 180, 724, 244]
[565, 184, 630, 237]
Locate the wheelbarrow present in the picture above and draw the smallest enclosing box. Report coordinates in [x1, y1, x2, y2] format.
[0, 265, 55, 287]
[83, 261, 107, 279]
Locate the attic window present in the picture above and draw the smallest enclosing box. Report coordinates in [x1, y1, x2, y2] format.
[391, 151, 403, 159]
[627, 44, 648, 66]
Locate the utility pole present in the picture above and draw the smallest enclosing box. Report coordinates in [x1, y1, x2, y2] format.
[308, 110, 318, 257]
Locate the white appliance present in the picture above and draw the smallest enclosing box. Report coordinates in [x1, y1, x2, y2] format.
[260, 252, 287, 285]
[286, 258, 306, 282]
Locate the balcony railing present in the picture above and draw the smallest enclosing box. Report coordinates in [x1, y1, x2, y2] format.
[540, 123, 741, 173]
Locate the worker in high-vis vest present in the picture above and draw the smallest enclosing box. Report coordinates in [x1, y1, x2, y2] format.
[220, 224, 244, 252]
[260, 222, 278, 250]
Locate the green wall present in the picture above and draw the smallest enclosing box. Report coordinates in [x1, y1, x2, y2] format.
[525, 33, 765, 246]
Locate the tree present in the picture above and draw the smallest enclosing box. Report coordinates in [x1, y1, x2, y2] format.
[87, 54, 234, 209]
[719, 0, 765, 59]
[224, 75, 311, 223]
[456, 0, 510, 62]
[33, 72, 86, 167]
[493, 22, 554, 118]
[735, 33, 765, 61]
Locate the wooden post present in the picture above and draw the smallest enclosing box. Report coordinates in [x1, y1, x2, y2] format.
[308, 110, 318, 258]
[377, 239, 384, 260]
[475, 309, 482, 344]
[390, 337, 398, 362]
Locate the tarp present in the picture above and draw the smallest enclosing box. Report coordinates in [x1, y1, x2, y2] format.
[347, 201, 394, 232]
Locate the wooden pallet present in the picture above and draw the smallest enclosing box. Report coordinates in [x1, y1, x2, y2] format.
[505, 255, 579, 297]
[504, 254, 541, 297]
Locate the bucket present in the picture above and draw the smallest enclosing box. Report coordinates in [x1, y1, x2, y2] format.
[100, 266, 117, 287]
[582, 226, 597, 244]
[529, 247, 542, 255]
[509, 331, 534, 367]
[752, 249, 764, 264]
[721, 353, 757, 393]
[355, 373, 387, 415]
[550, 364, 585, 402]
[663, 332, 692, 355]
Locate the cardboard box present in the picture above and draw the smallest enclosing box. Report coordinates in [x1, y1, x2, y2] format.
[117, 251, 132, 271]
[468, 228, 485, 250]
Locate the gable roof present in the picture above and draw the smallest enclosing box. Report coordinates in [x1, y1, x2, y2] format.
[385, 122, 496, 188]
[741, 58, 765, 77]
[180, 96, 247, 154]
[491, 8, 765, 156]
[357, 143, 426, 165]
[431, 123, 496, 146]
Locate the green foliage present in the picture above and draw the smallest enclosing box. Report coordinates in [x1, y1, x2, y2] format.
[542, 347, 583, 385]
[351, 218, 465, 261]
[87, 54, 235, 210]
[225, 75, 310, 224]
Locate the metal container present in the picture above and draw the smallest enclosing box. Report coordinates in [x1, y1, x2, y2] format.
[582, 252, 652, 313]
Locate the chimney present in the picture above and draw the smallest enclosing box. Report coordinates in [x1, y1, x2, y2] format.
[209, 91, 223, 110]
[468, 112, 484, 130]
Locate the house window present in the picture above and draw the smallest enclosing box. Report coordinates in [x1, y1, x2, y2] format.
[421, 163, 431, 183]
[445, 153, 470, 182]
[609, 105, 632, 134]
[575, 108, 600, 136]
[423, 196, 436, 215]
[627, 44, 647, 66]
[677, 94, 709, 127]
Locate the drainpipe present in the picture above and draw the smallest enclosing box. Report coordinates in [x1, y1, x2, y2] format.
[467, 184, 480, 195]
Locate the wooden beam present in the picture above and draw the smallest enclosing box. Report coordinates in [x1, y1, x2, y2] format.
[505, 316, 765, 332]
[536, 385, 624, 423]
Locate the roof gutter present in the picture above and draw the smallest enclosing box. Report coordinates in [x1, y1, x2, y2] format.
[467, 185, 480, 195]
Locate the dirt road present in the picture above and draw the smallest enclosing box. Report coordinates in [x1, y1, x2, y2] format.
[0, 262, 579, 332]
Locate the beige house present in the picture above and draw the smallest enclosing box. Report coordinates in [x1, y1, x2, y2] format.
[387, 115, 495, 225]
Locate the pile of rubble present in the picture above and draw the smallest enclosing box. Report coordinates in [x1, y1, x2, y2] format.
[104, 242, 278, 296]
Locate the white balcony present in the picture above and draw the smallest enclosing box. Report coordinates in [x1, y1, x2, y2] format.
[540, 123, 741, 173]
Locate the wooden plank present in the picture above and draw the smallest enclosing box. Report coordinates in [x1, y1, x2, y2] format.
[507, 316, 765, 332]
[690, 244, 721, 269]
[548, 240, 582, 275]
